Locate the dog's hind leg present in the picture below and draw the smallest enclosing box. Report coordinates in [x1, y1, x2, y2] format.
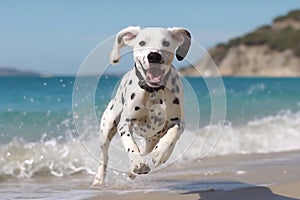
[91, 101, 120, 187]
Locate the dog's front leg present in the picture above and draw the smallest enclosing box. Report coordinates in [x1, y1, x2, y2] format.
[151, 124, 184, 167]
[119, 123, 151, 176]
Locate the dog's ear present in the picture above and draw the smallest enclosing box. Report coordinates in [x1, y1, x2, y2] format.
[168, 28, 191, 61]
[110, 26, 140, 64]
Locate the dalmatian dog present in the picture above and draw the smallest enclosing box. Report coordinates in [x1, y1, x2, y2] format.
[92, 26, 191, 187]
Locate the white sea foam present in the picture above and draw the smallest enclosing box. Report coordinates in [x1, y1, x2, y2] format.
[0, 110, 299, 180]
[0, 137, 97, 180]
[183, 110, 300, 160]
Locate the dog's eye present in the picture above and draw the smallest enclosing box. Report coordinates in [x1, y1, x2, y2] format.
[162, 40, 170, 47]
[139, 41, 146, 46]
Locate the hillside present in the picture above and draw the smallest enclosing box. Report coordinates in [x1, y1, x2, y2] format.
[0, 67, 41, 76]
[180, 10, 300, 76]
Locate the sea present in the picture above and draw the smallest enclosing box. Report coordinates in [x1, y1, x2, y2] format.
[0, 76, 300, 199]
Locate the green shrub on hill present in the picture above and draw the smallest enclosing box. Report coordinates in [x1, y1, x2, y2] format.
[274, 10, 300, 22]
[269, 27, 300, 52]
[215, 10, 300, 58]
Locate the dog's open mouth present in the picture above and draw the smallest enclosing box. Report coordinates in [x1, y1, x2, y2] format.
[146, 68, 165, 84]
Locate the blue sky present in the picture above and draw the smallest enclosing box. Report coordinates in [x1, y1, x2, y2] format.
[0, 0, 300, 75]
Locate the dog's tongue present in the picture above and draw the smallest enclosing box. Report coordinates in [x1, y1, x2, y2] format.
[146, 68, 164, 83]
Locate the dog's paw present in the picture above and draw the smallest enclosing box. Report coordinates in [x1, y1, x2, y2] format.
[151, 144, 175, 168]
[132, 163, 151, 175]
[128, 172, 136, 180]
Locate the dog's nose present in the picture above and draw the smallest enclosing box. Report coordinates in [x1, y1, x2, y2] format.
[147, 52, 162, 63]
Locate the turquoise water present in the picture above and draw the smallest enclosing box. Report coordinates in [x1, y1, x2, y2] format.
[0, 76, 300, 179]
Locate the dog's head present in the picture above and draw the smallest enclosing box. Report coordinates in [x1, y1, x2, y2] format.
[110, 26, 191, 88]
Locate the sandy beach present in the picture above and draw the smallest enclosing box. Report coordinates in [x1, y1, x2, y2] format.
[88, 150, 300, 200]
[1, 150, 299, 200]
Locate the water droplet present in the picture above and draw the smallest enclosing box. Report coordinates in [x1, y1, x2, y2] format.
[46, 110, 52, 117]
[24, 159, 33, 165]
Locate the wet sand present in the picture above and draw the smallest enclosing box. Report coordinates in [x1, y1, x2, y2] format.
[89, 150, 300, 200]
[1, 150, 300, 200]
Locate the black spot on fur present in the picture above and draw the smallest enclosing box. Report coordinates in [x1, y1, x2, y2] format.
[131, 93, 135, 100]
[127, 134, 130, 137]
[129, 80, 132, 85]
[135, 106, 140, 111]
[120, 131, 125, 137]
[171, 88, 175, 93]
[110, 104, 114, 110]
[126, 118, 136, 122]
[170, 117, 180, 121]
[155, 131, 161, 136]
[153, 116, 162, 125]
[173, 98, 180, 105]
[121, 95, 125, 104]
[160, 99, 163, 104]
[155, 145, 158, 150]
[171, 76, 176, 85]
[127, 148, 130, 153]
[175, 85, 180, 93]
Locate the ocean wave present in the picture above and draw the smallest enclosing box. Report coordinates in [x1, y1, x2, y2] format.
[1, 110, 299, 181]
[0, 137, 97, 181]
[185, 110, 300, 159]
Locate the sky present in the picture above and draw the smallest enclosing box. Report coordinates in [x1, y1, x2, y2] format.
[0, 0, 300, 75]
